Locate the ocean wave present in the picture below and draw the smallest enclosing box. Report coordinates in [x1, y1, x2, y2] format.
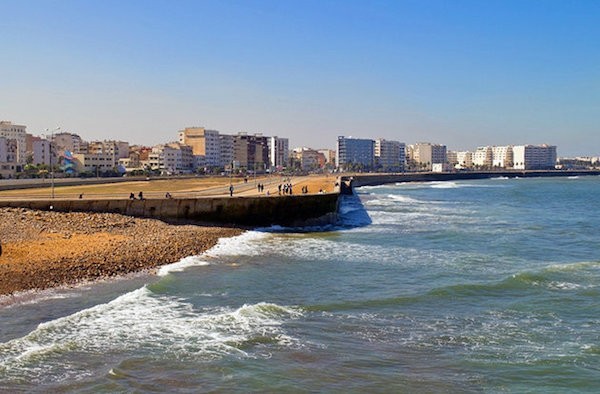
[157, 255, 210, 277]
[0, 286, 302, 384]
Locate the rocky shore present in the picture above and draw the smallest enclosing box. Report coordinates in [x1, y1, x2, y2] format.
[0, 208, 243, 296]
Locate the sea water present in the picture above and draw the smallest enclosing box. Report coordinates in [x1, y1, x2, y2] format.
[1, 177, 600, 392]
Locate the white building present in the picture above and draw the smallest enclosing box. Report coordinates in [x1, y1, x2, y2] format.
[455, 151, 473, 169]
[148, 143, 194, 174]
[374, 139, 406, 172]
[513, 144, 557, 170]
[268, 136, 289, 169]
[32, 138, 54, 166]
[473, 146, 493, 168]
[219, 134, 235, 168]
[0, 121, 27, 164]
[492, 146, 514, 168]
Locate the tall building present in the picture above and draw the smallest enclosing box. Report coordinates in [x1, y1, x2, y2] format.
[178, 127, 221, 166]
[219, 134, 235, 168]
[336, 136, 375, 171]
[513, 144, 557, 170]
[0, 121, 27, 164]
[32, 138, 54, 166]
[233, 133, 269, 171]
[268, 136, 289, 169]
[473, 146, 493, 168]
[374, 139, 406, 172]
[410, 142, 447, 170]
[0, 137, 19, 178]
[492, 146, 514, 168]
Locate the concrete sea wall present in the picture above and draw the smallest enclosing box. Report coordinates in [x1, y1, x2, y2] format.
[0, 193, 341, 227]
[345, 170, 600, 188]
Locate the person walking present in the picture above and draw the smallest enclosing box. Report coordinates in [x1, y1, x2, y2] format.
[229, 185, 234, 197]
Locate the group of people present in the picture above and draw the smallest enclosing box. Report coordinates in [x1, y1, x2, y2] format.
[257, 183, 265, 193]
[278, 183, 293, 195]
[129, 191, 144, 200]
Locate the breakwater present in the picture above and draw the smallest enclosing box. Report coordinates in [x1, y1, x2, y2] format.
[343, 170, 600, 190]
[0, 193, 340, 227]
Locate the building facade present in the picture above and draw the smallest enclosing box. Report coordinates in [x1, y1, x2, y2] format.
[52, 132, 85, 155]
[268, 136, 289, 169]
[473, 146, 493, 168]
[0, 121, 27, 164]
[233, 133, 269, 171]
[410, 142, 447, 170]
[336, 136, 375, 171]
[492, 146, 514, 168]
[179, 127, 221, 167]
[374, 139, 406, 172]
[513, 144, 557, 170]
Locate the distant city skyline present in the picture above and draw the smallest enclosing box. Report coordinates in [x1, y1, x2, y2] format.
[1, 0, 599, 156]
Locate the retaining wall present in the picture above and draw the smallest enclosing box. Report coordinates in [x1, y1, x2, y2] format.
[0, 193, 341, 227]
[345, 170, 600, 188]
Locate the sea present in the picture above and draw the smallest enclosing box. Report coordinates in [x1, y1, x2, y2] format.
[1, 176, 600, 393]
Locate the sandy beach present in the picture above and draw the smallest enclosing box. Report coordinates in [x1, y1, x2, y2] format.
[0, 207, 242, 296]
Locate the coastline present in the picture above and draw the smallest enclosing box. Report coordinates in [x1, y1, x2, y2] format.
[0, 207, 243, 296]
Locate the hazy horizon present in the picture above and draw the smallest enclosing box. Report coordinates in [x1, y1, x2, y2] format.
[1, 0, 598, 156]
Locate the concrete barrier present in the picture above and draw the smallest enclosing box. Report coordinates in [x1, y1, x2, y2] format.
[343, 170, 600, 189]
[0, 193, 341, 227]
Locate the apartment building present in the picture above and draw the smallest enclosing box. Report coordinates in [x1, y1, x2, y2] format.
[492, 146, 514, 168]
[52, 132, 85, 154]
[473, 146, 493, 168]
[292, 147, 326, 170]
[147, 143, 194, 174]
[179, 127, 221, 167]
[233, 133, 269, 171]
[374, 139, 406, 172]
[409, 142, 447, 170]
[268, 136, 289, 169]
[0, 121, 27, 164]
[336, 136, 375, 171]
[0, 137, 18, 178]
[513, 144, 557, 170]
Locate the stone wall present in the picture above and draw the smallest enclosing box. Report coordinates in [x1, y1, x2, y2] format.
[0, 193, 341, 227]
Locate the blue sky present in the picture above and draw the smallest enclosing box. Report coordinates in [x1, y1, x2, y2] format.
[1, 0, 599, 155]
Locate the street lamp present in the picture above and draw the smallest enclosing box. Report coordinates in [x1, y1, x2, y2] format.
[45, 127, 60, 199]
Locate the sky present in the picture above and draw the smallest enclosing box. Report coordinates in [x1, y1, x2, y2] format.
[1, 0, 599, 156]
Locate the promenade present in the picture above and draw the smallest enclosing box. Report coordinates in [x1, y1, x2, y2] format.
[0, 174, 337, 201]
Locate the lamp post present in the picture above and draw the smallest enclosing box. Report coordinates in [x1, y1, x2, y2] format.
[46, 127, 60, 199]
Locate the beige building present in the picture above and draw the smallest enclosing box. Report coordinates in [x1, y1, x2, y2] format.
[52, 132, 85, 155]
[179, 127, 221, 166]
[0, 121, 27, 164]
[473, 146, 493, 168]
[455, 151, 473, 169]
[409, 142, 447, 170]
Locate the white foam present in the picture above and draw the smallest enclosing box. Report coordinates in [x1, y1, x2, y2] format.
[0, 286, 302, 383]
[430, 181, 460, 189]
[206, 230, 272, 258]
[157, 255, 210, 277]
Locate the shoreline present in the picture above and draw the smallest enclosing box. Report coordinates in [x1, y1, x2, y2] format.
[0, 207, 243, 297]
